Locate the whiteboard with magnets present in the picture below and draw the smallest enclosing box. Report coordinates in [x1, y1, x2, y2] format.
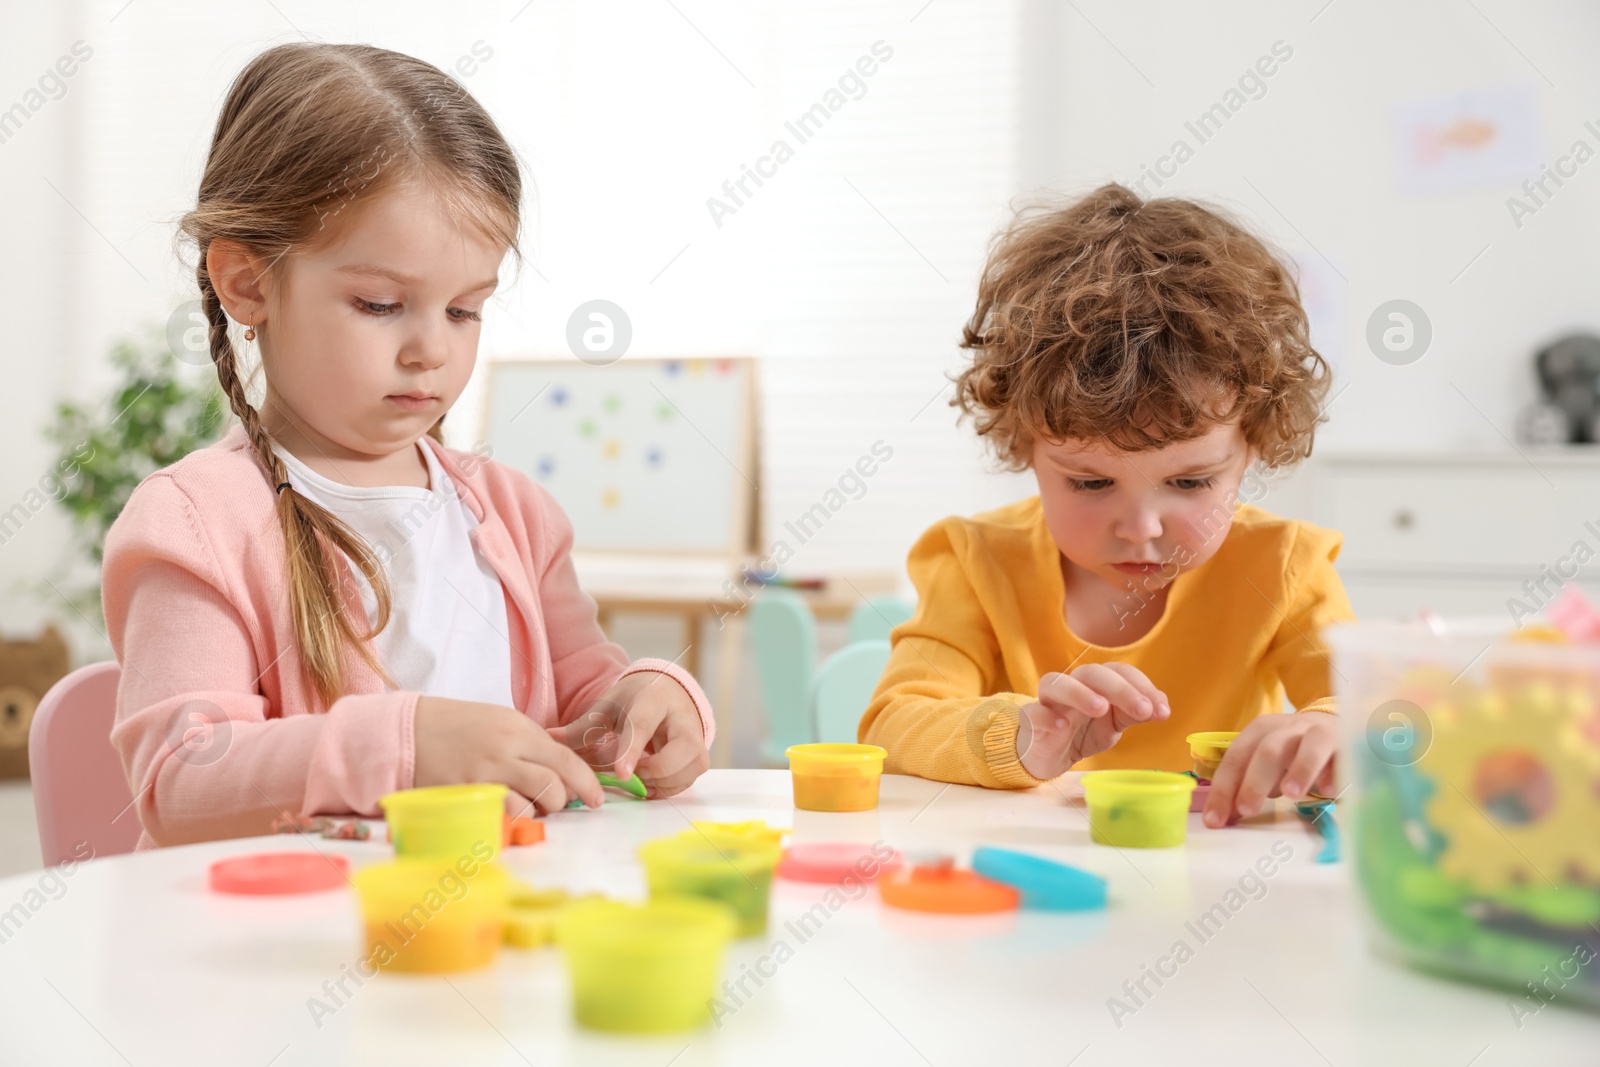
[481, 357, 757, 556]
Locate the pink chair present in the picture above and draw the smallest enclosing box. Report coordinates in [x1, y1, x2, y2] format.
[29, 660, 141, 867]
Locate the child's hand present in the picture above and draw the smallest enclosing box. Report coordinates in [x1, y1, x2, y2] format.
[1015, 664, 1170, 780]
[413, 696, 605, 816]
[1202, 712, 1337, 828]
[554, 672, 710, 799]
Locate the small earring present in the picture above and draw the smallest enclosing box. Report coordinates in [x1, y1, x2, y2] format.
[244, 323, 256, 342]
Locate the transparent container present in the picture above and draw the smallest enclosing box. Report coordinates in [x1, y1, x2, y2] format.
[1326, 617, 1600, 1012]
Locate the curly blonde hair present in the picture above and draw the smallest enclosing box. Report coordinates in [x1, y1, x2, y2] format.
[953, 183, 1329, 471]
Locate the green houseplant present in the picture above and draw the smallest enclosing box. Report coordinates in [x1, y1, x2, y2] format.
[38, 324, 227, 625]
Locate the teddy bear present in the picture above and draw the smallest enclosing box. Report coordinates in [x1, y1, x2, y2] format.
[1520, 333, 1600, 445]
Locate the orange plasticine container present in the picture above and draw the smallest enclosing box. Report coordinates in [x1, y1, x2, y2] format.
[1186, 731, 1238, 782]
[785, 744, 887, 812]
[352, 859, 509, 973]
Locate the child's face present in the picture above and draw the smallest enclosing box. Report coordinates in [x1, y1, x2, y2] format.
[1031, 421, 1254, 591]
[259, 181, 504, 460]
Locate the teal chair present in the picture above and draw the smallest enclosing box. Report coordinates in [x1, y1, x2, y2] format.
[747, 589, 818, 764]
[846, 595, 914, 644]
[811, 639, 893, 744]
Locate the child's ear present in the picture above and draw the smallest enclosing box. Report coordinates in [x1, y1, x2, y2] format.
[206, 239, 271, 327]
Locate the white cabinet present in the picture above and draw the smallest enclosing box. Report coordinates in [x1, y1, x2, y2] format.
[1261, 451, 1600, 622]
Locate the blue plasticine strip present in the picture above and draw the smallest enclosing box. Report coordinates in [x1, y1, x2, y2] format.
[1295, 800, 1341, 864]
[971, 846, 1107, 910]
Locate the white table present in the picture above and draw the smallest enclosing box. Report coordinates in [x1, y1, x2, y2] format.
[575, 554, 900, 768]
[0, 771, 1589, 1066]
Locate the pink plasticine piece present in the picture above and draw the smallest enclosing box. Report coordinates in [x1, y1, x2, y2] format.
[1543, 584, 1600, 642]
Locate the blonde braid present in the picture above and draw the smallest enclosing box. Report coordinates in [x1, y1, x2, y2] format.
[197, 258, 399, 707]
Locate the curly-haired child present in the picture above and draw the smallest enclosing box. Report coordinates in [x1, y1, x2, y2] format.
[859, 183, 1354, 828]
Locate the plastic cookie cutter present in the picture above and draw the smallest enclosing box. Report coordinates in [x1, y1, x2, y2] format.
[878, 856, 1020, 914]
[1295, 798, 1341, 863]
[565, 771, 648, 809]
[777, 842, 904, 883]
[970, 846, 1107, 910]
[687, 820, 787, 851]
[209, 852, 351, 895]
[503, 881, 610, 948]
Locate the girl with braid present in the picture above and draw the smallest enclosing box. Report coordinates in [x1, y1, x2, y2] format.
[101, 43, 713, 847]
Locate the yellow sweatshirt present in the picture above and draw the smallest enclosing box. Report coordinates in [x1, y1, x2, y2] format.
[858, 497, 1354, 789]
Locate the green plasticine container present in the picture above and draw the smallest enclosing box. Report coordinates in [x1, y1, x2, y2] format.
[1082, 770, 1197, 848]
[379, 783, 507, 862]
[557, 897, 736, 1033]
[637, 835, 780, 937]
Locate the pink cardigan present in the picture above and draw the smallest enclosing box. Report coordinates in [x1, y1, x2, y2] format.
[101, 423, 715, 848]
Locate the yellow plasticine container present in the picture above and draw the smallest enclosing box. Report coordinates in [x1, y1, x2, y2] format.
[638, 836, 780, 938]
[1083, 770, 1197, 848]
[380, 783, 507, 862]
[1186, 731, 1238, 781]
[352, 859, 509, 973]
[557, 898, 737, 1033]
[785, 743, 887, 812]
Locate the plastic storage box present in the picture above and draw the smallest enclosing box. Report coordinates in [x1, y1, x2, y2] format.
[1326, 617, 1600, 1013]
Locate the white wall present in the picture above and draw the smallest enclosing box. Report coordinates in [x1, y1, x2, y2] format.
[4, 0, 1597, 669]
[458, 0, 1042, 580]
[1, 1, 102, 658]
[1035, 0, 1600, 454]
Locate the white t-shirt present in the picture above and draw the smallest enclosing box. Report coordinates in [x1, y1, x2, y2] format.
[271, 439, 518, 708]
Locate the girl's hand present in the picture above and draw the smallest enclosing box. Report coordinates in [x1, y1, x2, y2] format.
[1202, 712, 1337, 828]
[554, 671, 710, 799]
[1015, 663, 1170, 780]
[413, 696, 605, 816]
